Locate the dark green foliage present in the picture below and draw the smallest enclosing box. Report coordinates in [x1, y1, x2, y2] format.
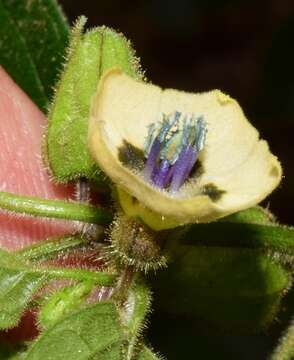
[184, 210, 294, 255]
[0, 0, 69, 111]
[153, 245, 289, 331]
[152, 208, 293, 332]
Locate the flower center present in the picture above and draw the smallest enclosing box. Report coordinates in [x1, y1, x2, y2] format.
[143, 111, 207, 192]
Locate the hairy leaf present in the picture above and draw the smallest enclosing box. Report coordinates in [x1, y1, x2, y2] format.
[183, 210, 294, 255]
[38, 281, 95, 329]
[25, 302, 124, 360]
[0, 248, 47, 329]
[0, 246, 116, 330]
[221, 206, 274, 225]
[137, 346, 162, 360]
[0, 0, 69, 110]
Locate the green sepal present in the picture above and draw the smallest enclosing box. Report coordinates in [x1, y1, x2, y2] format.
[46, 16, 143, 184]
[0, 0, 69, 111]
[152, 244, 290, 332]
[38, 281, 95, 329]
[24, 302, 124, 360]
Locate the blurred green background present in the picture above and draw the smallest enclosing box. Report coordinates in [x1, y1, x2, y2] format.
[57, 1, 294, 359]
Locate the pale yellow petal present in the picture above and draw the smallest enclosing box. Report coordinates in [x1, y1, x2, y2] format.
[89, 68, 162, 152]
[88, 68, 282, 230]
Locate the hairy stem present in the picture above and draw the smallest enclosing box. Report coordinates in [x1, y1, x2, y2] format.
[0, 191, 112, 224]
[112, 265, 136, 305]
[15, 235, 88, 261]
[74, 179, 103, 240]
[125, 281, 151, 360]
[75, 178, 91, 203]
[36, 266, 117, 286]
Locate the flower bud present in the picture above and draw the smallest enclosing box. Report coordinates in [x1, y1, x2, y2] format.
[45, 17, 143, 183]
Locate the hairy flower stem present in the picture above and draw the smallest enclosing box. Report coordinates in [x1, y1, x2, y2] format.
[0, 191, 112, 224]
[75, 178, 91, 203]
[75, 178, 103, 240]
[112, 265, 136, 306]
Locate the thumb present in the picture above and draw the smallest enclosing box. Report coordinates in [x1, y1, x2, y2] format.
[0, 67, 77, 250]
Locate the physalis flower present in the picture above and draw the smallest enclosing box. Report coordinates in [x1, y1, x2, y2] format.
[88, 69, 282, 230]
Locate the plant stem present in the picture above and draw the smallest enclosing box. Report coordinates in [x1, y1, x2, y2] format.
[0, 191, 112, 225]
[125, 281, 151, 360]
[74, 179, 103, 240]
[37, 266, 117, 286]
[112, 265, 136, 305]
[15, 235, 87, 261]
[75, 178, 91, 203]
[271, 318, 294, 360]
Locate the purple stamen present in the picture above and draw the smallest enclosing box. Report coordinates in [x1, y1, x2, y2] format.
[169, 145, 198, 193]
[143, 112, 206, 192]
[152, 160, 171, 189]
[144, 139, 161, 181]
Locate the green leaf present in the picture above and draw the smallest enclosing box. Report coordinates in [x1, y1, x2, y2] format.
[0, 0, 69, 110]
[38, 281, 95, 329]
[0, 246, 117, 329]
[183, 211, 294, 255]
[46, 17, 143, 183]
[153, 245, 290, 332]
[25, 302, 124, 360]
[0, 248, 47, 329]
[220, 206, 274, 225]
[137, 346, 162, 360]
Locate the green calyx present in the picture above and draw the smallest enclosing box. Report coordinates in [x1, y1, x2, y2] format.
[109, 212, 167, 273]
[45, 16, 143, 184]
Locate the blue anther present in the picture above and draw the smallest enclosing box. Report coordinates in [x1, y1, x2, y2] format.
[143, 111, 207, 191]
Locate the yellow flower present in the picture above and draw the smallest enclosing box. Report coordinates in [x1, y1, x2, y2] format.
[88, 68, 282, 230]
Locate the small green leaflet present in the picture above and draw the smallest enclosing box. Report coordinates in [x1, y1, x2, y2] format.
[0, 248, 47, 330]
[0, 244, 116, 330]
[24, 302, 124, 360]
